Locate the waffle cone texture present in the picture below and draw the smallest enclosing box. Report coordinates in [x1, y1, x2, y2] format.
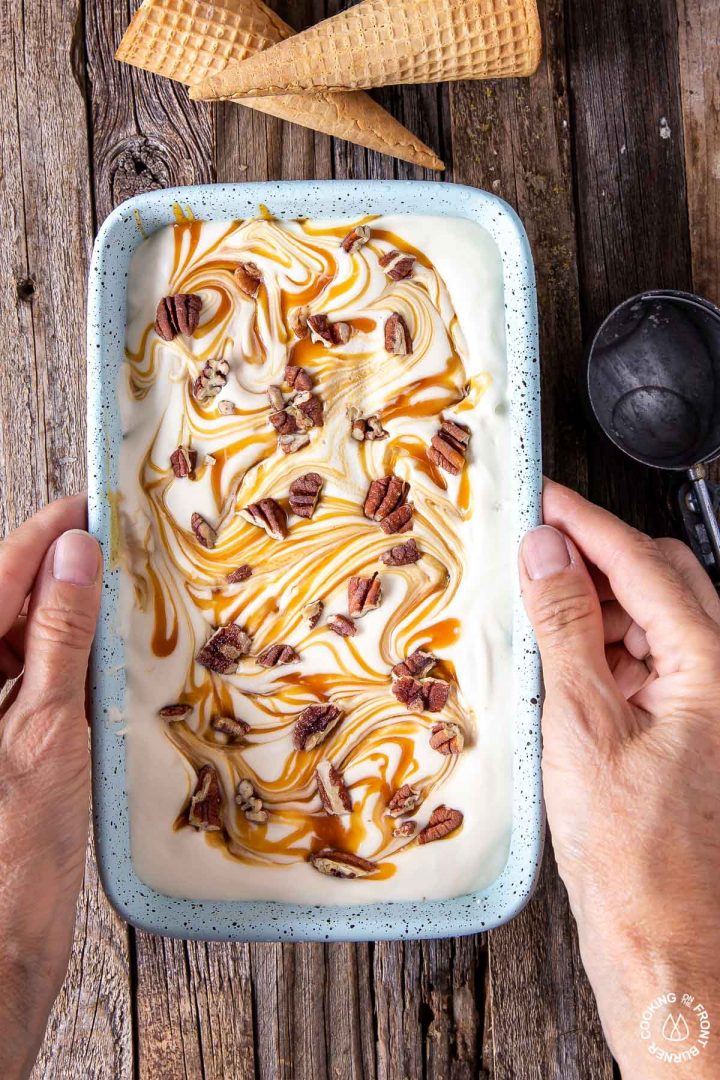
[192, 0, 542, 101]
[116, 0, 444, 169]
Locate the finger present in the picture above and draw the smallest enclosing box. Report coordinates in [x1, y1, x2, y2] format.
[0, 638, 23, 682]
[655, 537, 720, 624]
[0, 495, 87, 638]
[601, 600, 650, 659]
[605, 643, 655, 700]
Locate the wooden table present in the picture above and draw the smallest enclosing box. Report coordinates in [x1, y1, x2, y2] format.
[1, 0, 717, 1076]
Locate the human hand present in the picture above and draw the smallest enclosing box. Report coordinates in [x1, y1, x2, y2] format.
[0, 497, 102, 1080]
[520, 481, 720, 1077]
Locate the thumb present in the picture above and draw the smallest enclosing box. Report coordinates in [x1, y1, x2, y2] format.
[20, 529, 102, 711]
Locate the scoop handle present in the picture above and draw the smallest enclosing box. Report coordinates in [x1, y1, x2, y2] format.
[688, 465, 720, 573]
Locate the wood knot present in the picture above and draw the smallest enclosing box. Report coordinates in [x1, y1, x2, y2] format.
[108, 137, 173, 205]
[16, 275, 36, 302]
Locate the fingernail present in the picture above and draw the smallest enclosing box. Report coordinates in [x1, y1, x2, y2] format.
[521, 526, 572, 580]
[53, 530, 100, 586]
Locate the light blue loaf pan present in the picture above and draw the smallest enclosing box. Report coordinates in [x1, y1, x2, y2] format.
[87, 180, 543, 942]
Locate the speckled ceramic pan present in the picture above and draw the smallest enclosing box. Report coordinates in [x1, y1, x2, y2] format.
[88, 181, 542, 942]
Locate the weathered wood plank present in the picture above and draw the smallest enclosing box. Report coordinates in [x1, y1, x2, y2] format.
[677, 0, 720, 305]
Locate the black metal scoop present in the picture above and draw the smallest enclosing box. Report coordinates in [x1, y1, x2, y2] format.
[586, 289, 720, 570]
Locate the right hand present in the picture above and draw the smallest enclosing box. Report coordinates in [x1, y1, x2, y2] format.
[520, 481, 720, 1078]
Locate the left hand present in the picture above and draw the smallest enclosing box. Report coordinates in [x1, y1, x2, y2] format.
[0, 497, 102, 1080]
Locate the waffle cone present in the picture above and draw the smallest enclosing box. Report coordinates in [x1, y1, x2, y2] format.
[191, 0, 541, 101]
[116, 0, 444, 170]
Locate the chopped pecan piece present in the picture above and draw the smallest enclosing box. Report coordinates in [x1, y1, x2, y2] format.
[341, 225, 371, 253]
[192, 357, 229, 403]
[418, 805, 464, 845]
[348, 573, 383, 617]
[188, 765, 223, 831]
[234, 261, 262, 297]
[379, 250, 416, 281]
[381, 538, 421, 566]
[429, 720, 464, 754]
[316, 760, 352, 815]
[384, 313, 412, 355]
[327, 614, 357, 638]
[235, 779, 268, 824]
[380, 504, 413, 534]
[289, 472, 323, 518]
[270, 409, 298, 435]
[392, 677, 450, 713]
[217, 399, 237, 415]
[191, 512, 217, 549]
[309, 849, 377, 878]
[363, 475, 409, 522]
[293, 703, 343, 750]
[350, 413, 388, 441]
[284, 362, 313, 390]
[196, 624, 252, 675]
[242, 498, 287, 540]
[386, 783, 421, 818]
[170, 444, 196, 479]
[227, 564, 252, 584]
[290, 306, 310, 339]
[428, 419, 472, 476]
[307, 313, 351, 348]
[256, 643, 300, 667]
[267, 385, 285, 411]
[279, 431, 311, 455]
[155, 293, 202, 341]
[393, 820, 417, 838]
[158, 703, 192, 720]
[287, 391, 324, 430]
[212, 714, 250, 739]
[391, 648, 437, 680]
[303, 599, 324, 629]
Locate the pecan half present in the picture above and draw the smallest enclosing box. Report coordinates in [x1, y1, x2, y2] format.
[236, 779, 268, 824]
[428, 419, 472, 476]
[380, 504, 413, 535]
[234, 261, 262, 297]
[386, 783, 422, 818]
[155, 293, 202, 341]
[381, 538, 421, 566]
[188, 765, 223, 831]
[279, 431, 311, 455]
[242, 498, 287, 540]
[170, 444, 196, 479]
[227, 564, 252, 584]
[363, 475, 409, 522]
[290, 306, 310, 339]
[158, 703, 192, 720]
[341, 225, 371, 253]
[418, 805, 464, 845]
[217, 398, 237, 415]
[309, 849, 377, 878]
[303, 599, 324, 629]
[191, 512, 217, 549]
[293, 703, 343, 750]
[393, 820, 417, 838]
[316, 760, 352, 815]
[379, 250, 416, 281]
[193, 357, 229, 403]
[327, 614, 357, 638]
[270, 409, 298, 435]
[350, 414, 388, 441]
[267, 385, 285, 411]
[429, 720, 464, 755]
[347, 573, 382, 617]
[307, 313, 351, 348]
[392, 677, 450, 713]
[391, 648, 437, 680]
[289, 472, 323, 518]
[212, 714, 250, 739]
[256, 643, 300, 667]
[384, 313, 412, 355]
[287, 391, 324, 430]
[196, 624, 252, 675]
[284, 362, 313, 391]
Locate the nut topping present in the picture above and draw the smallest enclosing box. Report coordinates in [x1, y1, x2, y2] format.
[256, 643, 300, 667]
[307, 313, 351, 348]
[289, 472, 323, 518]
[212, 714, 250, 739]
[316, 760, 352, 816]
[196, 624, 252, 675]
[287, 391, 324, 430]
[392, 677, 450, 713]
[303, 599, 324, 629]
[158, 703, 192, 720]
[341, 225, 371, 253]
[381, 538, 421, 566]
[192, 357, 230, 403]
[386, 784, 422, 818]
[363, 475, 409, 522]
[279, 431, 311, 455]
[290, 306, 310, 339]
[234, 261, 263, 297]
[347, 573, 383, 617]
[241, 498, 287, 540]
[293, 703, 343, 750]
[391, 648, 437, 680]
[428, 419, 472, 476]
[380, 503, 414, 535]
[270, 409, 299, 435]
[418, 805, 464, 845]
[393, 820, 417, 838]
[309, 849, 377, 878]
[350, 414, 388, 441]
[155, 293, 202, 341]
[267, 385, 285, 411]
[327, 614, 357, 638]
[188, 765, 223, 831]
[429, 720, 464, 755]
[384, 313, 412, 355]
[379, 249, 416, 281]
[236, 779, 268, 824]
[217, 399, 237, 415]
[191, 512, 217, 549]
[284, 362, 313, 391]
[227, 564, 252, 584]
[170, 445, 197, 479]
